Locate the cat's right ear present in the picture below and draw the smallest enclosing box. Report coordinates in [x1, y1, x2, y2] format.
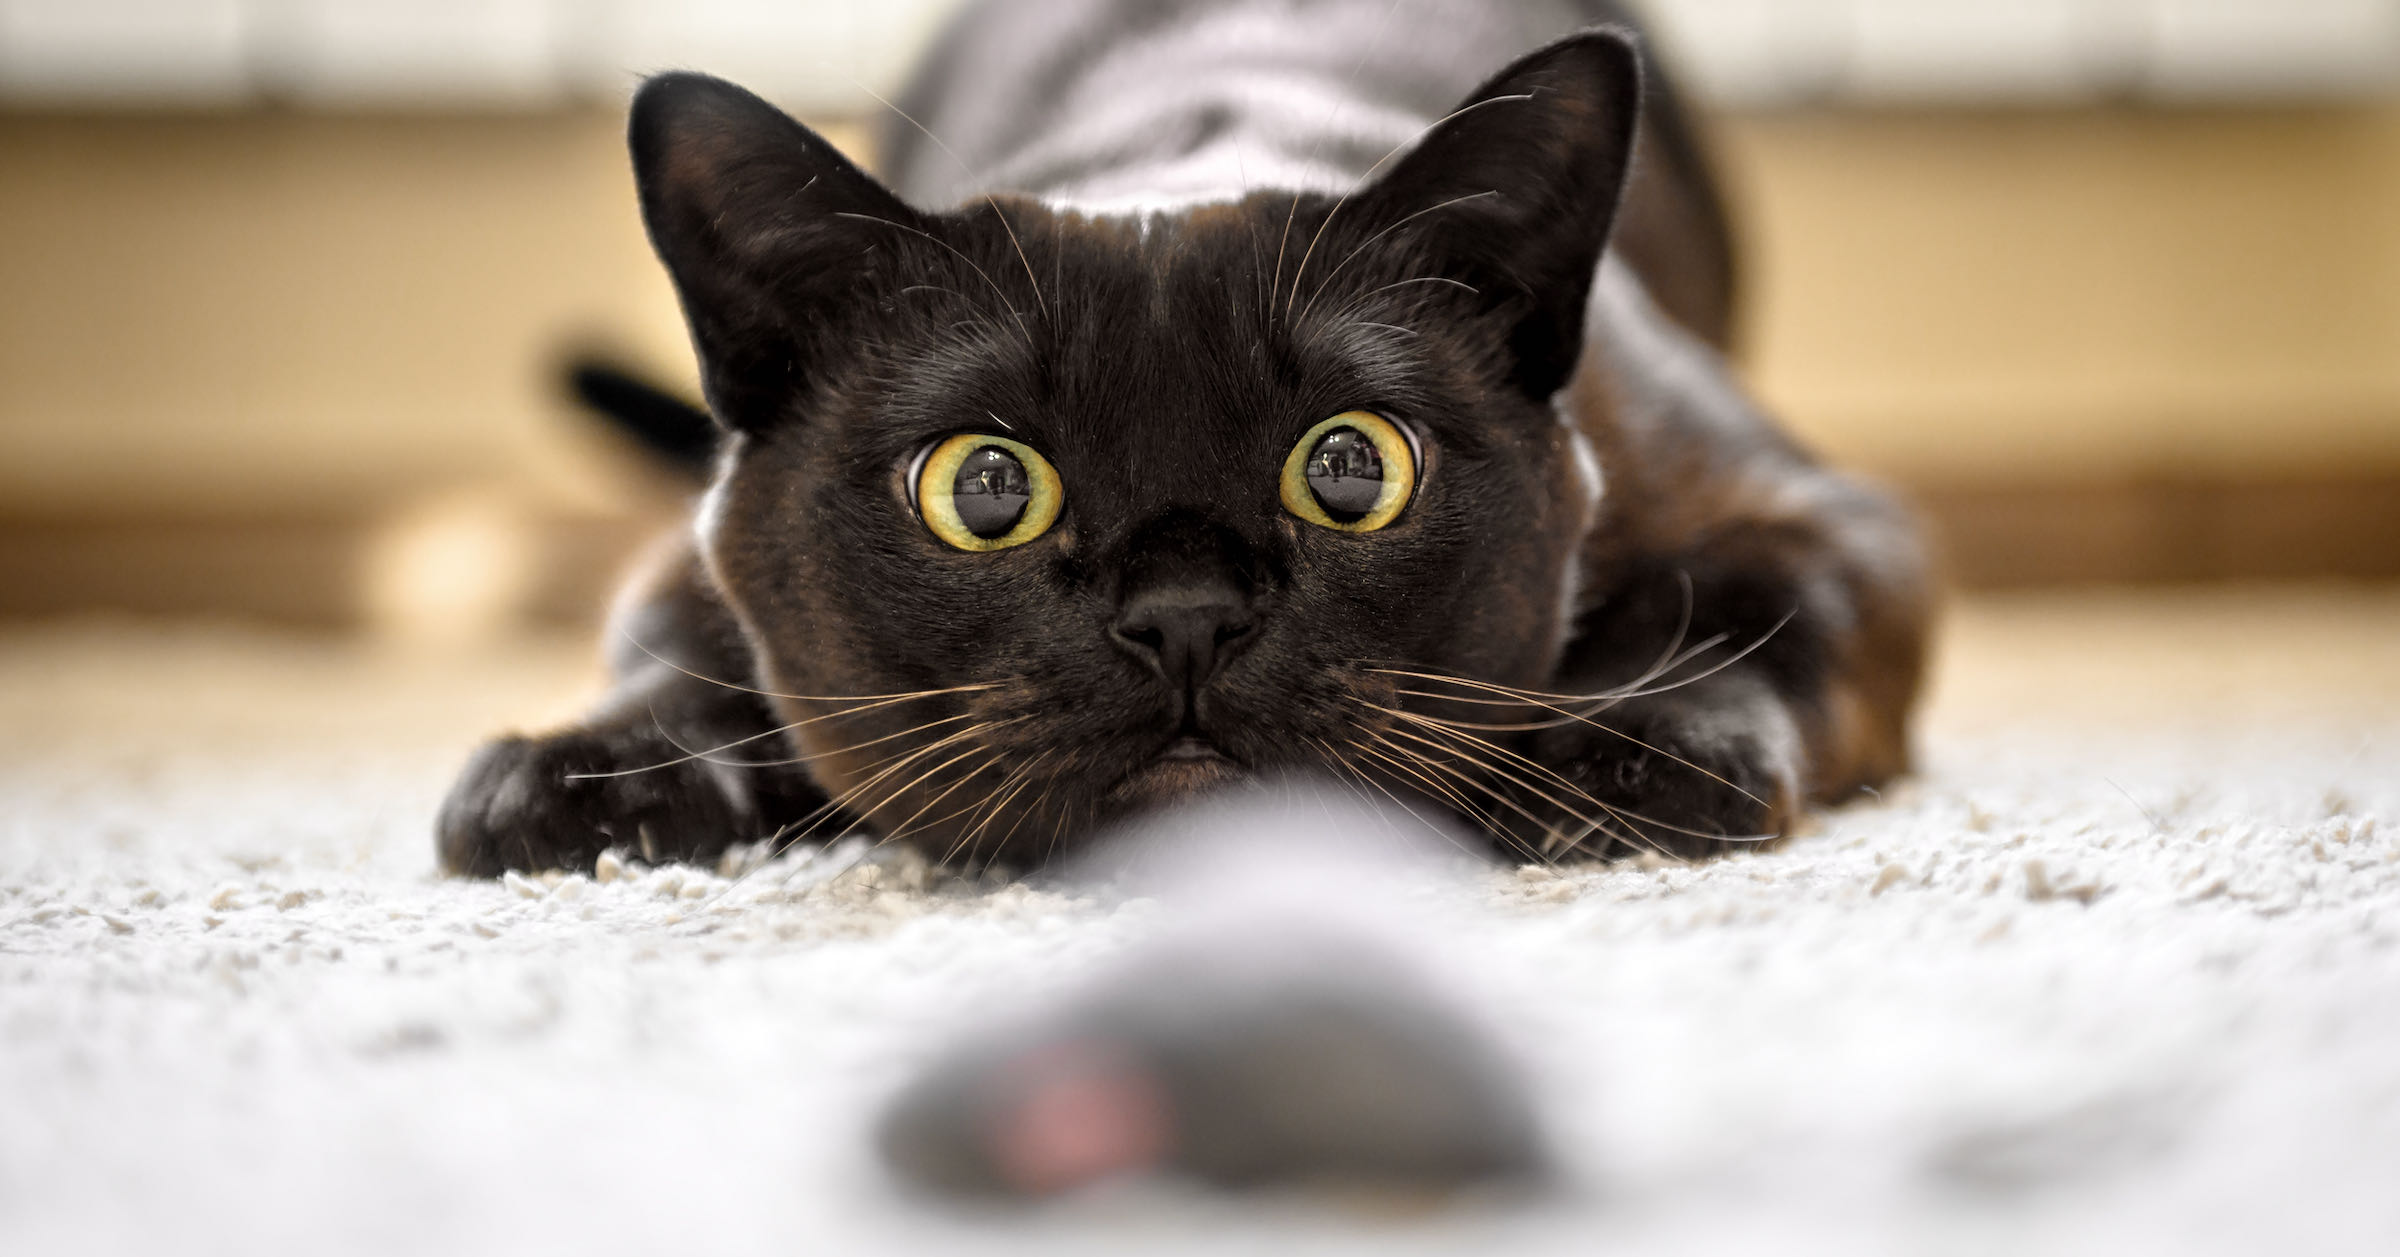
[630, 72, 924, 435]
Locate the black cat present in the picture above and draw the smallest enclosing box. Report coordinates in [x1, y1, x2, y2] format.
[437, 0, 1932, 877]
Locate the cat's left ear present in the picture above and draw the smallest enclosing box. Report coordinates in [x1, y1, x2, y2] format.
[1348, 30, 1643, 400]
[630, 72, 925, 434]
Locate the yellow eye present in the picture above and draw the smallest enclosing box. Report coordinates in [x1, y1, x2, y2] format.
[914, 433, 1063, 552]
[1279, 411, 1417, 532]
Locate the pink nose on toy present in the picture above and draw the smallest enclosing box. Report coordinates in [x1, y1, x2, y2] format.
[985, 1038, 1176, 1196]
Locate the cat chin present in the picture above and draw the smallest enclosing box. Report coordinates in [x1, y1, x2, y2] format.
[1103, 747, 1248, 815]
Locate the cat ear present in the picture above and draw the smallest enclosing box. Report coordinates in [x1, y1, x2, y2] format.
[630, 72, 924, 435]
[1349, 31, 1643, 400]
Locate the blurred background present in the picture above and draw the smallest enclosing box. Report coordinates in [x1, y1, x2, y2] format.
[3, 0, 2399, 640]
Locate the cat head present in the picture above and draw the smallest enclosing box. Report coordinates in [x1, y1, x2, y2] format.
[631, 32, 1642, 862]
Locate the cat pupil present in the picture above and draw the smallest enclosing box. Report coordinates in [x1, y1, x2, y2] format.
[953, 446, 1033, 538]
[1305, 428, 1385, 521]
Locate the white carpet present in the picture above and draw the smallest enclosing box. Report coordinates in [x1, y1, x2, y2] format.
[4, 589, 2398, 1255]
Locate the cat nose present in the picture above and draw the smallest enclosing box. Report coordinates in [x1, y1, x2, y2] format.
[1113, 588, 1256, 693]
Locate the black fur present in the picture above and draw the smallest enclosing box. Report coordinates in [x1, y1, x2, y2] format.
[566, 360, 715, 476]
[437, 0, 1931, 877]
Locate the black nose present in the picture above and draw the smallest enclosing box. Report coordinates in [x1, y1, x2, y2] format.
[1114, 588, 1256, 693]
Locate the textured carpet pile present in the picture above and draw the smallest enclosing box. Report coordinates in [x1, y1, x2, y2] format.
[3, 589, 2396, 1254]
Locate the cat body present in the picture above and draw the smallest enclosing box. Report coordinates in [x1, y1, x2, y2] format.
[437, 0, 1931, 876]
[884, 0, 1739, 350]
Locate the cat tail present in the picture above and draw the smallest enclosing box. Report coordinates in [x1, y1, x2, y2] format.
[564, 359, 718, 480]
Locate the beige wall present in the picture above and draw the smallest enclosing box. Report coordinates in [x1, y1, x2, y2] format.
[1729, 107, 2400, 483]
[3, 105, 2398, 523]
[0, 111, 692, 519]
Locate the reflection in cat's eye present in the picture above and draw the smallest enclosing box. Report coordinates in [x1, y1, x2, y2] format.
[915, 433, 1064, 552]
[952, 447, 1032, 537]
[1280, 412, 1417, 533]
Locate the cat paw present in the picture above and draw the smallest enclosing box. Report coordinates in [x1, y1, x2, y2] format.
[1529, 687, 1802, 861]
[434, 728, 763, 877]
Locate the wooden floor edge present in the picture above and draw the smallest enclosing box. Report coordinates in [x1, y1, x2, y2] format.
[1909, 474, 2400, 588]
